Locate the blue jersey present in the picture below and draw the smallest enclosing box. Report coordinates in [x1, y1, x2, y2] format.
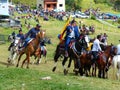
[26, 28, 40, 39]
[74, 26, 80, 39]
[17, 34, 24, 40]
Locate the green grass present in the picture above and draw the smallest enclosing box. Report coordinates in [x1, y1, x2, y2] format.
[0, 14, 120, 89]
[0, 66, 120, 90]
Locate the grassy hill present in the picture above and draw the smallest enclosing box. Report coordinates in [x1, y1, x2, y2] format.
[12, 0, 119, 13]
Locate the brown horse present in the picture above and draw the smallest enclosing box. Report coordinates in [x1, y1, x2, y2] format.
[78, 51, 92, 76]
[76, 44, 116, 78]
[93, 45, 116, 78]
[16, 31, 45, 68]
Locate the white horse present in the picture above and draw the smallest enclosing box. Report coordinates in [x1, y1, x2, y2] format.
[112, 55, 120, 80]
[8, 36, 21, 65]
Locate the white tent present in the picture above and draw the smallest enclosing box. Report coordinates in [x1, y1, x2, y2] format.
[0, 0, 9, 16]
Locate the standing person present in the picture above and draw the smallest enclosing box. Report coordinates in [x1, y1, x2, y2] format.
[101, 33, 108, 45]
[91, 35, 102, 64]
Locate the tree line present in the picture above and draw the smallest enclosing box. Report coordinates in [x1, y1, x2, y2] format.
[66, 0, 120, 11]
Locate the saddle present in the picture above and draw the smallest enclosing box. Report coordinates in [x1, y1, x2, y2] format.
[59, 40, 75, 50]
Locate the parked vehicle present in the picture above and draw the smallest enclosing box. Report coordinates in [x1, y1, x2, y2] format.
[75, 12, 89, 18]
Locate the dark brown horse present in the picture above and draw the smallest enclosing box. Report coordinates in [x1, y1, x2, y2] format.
[16, 31, 45, 68]
[52, 35, 89, 75]
[93, 45, 116, 78]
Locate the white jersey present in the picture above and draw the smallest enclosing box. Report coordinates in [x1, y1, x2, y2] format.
[68, 27, 75, 38]
[92, 39, 102, 52]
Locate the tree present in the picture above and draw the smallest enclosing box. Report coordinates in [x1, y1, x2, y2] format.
[65, 0, 82, 11]
[114, 0, 120, 11]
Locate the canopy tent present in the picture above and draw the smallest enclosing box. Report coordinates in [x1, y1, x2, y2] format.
[106, 13, 120, 18]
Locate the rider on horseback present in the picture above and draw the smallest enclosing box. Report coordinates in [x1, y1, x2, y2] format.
[65, 20, 80, 57]
[91, 35, 102, 65]
[20, 24, 41, 50]
[16, 29, 25, 48]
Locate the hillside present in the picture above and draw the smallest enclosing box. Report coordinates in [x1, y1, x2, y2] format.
[12, 0, 116, 13]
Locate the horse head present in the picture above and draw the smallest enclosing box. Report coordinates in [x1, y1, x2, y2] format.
[8, 34, 15, 42]
[36, 30, 45, 41]
[104, 44, 116, 57]
[78, 35, 89, 50]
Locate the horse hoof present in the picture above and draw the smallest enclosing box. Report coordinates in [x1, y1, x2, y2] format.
[52, 67, 56, 72]
[64, 69, 68, 75]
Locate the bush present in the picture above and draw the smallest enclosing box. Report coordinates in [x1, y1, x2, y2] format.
[91, 15, 96, 20]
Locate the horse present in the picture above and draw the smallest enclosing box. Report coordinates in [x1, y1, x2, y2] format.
[52, 34, 89, 75]
[33, 44, 47, 64]
[8, 35, 21, 65]
[92, 45, 116, 78]
[111, 45, 120, 80]
[16, 31, 45, 68]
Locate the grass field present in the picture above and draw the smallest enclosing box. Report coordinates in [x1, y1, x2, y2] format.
[0, 12, 120, 89]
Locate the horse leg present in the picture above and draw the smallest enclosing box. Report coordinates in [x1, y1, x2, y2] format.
[62, 57, 68, 75]
[98, 69, 101, 78]
[102, 69, 105, 78]
[16, 52, 24, 67]
[76, 59, 83, 76]
[44, 50, 47, 63]
[26, 53, 30, 69]
[8, 49, 13, 64]
[12, 52, 17, 64]
[116, 68, 120, 80]
[92, 64, 96, 76]
[88, 66, 91, 76]
[36, 54, 41, 64]
[52, 54, 61, 72]
[73, 59, 79, 75]
[116, 62, 120, 80]
[67, 57, 72, 71]
[21, 57, 27, 68]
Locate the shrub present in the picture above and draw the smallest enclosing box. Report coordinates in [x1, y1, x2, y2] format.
[91, 15, 96, 20]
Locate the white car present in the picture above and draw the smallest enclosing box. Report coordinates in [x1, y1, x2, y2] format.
[75, 13, 89, 18]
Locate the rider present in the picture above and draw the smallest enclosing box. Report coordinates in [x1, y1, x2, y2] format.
[16, 29, 25, 48]
[21, 24, 41, 50]
[65, 20, 80, 57]
[91, 35, 102, 64]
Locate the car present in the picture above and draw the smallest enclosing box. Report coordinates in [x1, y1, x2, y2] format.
[75, 12, 89, 18]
